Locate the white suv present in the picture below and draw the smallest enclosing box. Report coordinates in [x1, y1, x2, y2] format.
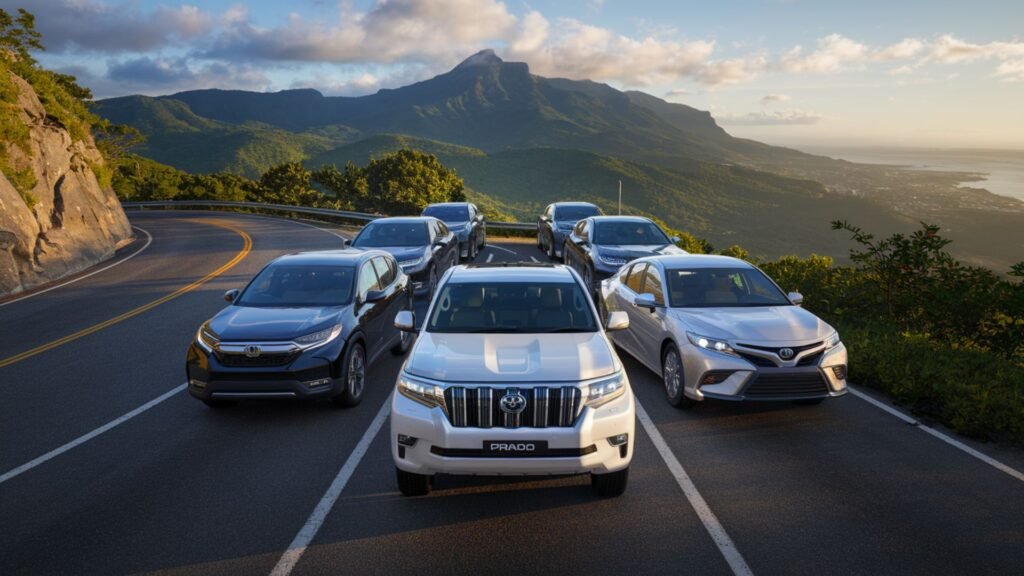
[390, 263, 636, 497]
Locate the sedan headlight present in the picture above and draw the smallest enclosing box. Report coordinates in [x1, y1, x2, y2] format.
[585, 373, 627, 408]
[294, 324, 343, 350]
[398, 373, 446, 409]
[825, 331, 841, 349]
[399, 256, 425, 269]
[196, 322, 219, 353]
[686, 331, 738, 357]
[597, 253, 629, 267]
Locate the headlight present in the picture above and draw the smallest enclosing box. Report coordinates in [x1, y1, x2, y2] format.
[398, 373, 446, 409]
[196, 322, 219, 353]
[825, 331, 841, 349]
[686, 331, 738, 357]
[294, 324, 343, 350]
[597, 254, 629, 267]
[585, 373, 627, 408]
[399, 256, 424, 269]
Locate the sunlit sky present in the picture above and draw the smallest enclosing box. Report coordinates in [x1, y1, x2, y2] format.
[9, 0, 1024, 149]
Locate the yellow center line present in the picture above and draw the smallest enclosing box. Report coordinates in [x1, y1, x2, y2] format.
[0, 219, 253, 369]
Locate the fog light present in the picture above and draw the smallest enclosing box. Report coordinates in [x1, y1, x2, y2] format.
[189, 378, 206, 389]
[607, 433, 629, 447]
[831, 365, 847, 380]
[397, 434, 418, 447]
[700, 371, 732, 386]
[306, 378, 331, 388]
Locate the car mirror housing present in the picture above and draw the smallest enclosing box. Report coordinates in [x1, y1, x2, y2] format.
[633, 293, 661, 312]
[606, 311, 630, 331]
[670, 235, 680, 244]
[223, 288, 240, 303]
[394, 310, 416, 331]
[788, 291, 804, 306]
[365, 289, 386, 303]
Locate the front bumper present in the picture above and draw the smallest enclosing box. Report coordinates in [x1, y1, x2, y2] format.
[390, 385, 635, 476]
[185, 340, 343, 401]
[681, 341, 848, 402]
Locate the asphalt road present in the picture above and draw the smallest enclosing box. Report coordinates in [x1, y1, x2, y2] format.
[1, 211, 1021, 575]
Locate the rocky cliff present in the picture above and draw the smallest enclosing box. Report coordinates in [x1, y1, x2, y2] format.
[0, 70, 132, 296]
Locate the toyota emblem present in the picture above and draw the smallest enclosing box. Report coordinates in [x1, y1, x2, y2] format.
[244, 345, 262, 358]
[778, 347, 795, 360]
[499, 391, 527, 414]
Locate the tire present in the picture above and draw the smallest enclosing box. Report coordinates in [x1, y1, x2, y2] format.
[392, 326, 412, 355]
[583, 266, 597, 300]
[592, 467, 629, 497]
[427, 265, 438, 298]
[202, 398, 237, 409]
[397, 467, 432, 496]
[597, 297, 608, 328]
[469, 236, 478, 260]
[479, 230, 486, 248]
[333, 341, 366, 407]
[546, 235, 556, 260]
[537, 229, 543, 248]
[794, 398, 825, 406]
[663, 345, 697, 409]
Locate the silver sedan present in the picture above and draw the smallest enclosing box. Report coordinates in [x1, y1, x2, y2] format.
[599, 254, 847, 407]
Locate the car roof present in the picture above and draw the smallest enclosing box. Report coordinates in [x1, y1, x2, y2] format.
[449, 263, 577, 283]
[365, 216, 436, 224]
[589, 215, 654, 224]
[423, 202, 470, 208]
[270, 248, 387, 266]
[552, 201, 599, 208]
[639, 254, 755, 269]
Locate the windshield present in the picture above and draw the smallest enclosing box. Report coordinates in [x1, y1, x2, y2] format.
[422, 205, 469, 223]
[593, 221, 670, 245]
[353, 221, 429, 247]
[237, 264, 354, 307]
[427, 281, 598, 333]
[554, 205, 601, 222]
[666, 267, 790, 308]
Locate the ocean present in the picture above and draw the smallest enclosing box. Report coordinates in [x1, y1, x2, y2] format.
[805, 146, 1024, 203]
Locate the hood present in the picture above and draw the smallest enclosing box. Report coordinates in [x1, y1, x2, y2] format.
[555, 220, 577, 230]
[209, 305, 343, 341]
[373, 246, 429, 261]
[672, 305, 832, 344]
[406, 332, 619, 383]
[597, 244, 686, 259]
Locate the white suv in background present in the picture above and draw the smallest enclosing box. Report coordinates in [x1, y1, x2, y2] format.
[390, 263, 635, 497]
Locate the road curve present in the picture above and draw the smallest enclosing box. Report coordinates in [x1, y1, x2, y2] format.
[0, 211, 1021, 575]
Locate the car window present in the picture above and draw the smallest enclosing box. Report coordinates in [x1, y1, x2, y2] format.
[353, 221, 428, 248]
[643, 265, 666, 305]
[592, 220, 670, 245]
[427, 281, 597, 333]
[357, 262, 383, 300]
[555, 205, 601, 221]
[665, 267, 790, 307]
[237, 264, 355, 307]
[371, 256, 395, 287]
[436, 221, 449, 236]
[422, 205, 469, 223]
[625, 263, 646, 293]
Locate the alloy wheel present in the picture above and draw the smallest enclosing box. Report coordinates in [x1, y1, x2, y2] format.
[663, 348, 682, 400]
[348, 345, 365, 399]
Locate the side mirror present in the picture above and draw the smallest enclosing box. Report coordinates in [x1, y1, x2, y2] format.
[606, 310, 630, 331]
[394, 310, 416, 331]
[670, 236, 680, 244]
[340, 237, 348, 247]
[364, 289, 386, 303]
[633, 293, 661, 312]
[788, 291, 804, 307]
[223, 289, 240, 303]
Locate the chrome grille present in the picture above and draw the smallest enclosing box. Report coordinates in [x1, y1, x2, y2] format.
[743, 371, 829, 399]
[443, 386, 583, 428]
[217, 352, 296, 367]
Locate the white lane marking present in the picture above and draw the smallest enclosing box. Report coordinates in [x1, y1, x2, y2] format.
[849, 387, 1024, 483]
[0, 383, 186, 485]
[270, 395, 391, 576]
[487, 244, 517, 254]
[0, 226, 153, 308]
[636, 400, 754, 576]
[486, 253, 494, 263]
[529, 256, 539, 263]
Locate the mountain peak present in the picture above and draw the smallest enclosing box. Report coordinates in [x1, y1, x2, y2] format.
[454, 49, 503, 69]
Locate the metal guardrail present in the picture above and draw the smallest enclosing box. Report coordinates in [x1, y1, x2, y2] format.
[120, 200, 537, 232]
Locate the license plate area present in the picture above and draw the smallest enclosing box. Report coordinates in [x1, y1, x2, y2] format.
[483, 440, 548, 456]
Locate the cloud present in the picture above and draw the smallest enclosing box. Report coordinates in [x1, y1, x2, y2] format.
[75, 57, 270, 98]
[760, 94, 791, 104]
[929, 34, 1024, 63]
[717, 109, 823, 126]
[0, 0, 213, 53]
[696, 55, 767, 86]
[994, 59, 1024, 82]
[664, 88, 690, 99]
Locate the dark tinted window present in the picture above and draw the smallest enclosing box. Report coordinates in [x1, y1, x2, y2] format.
[666, 267, 790, 307]
[625, 263, 646, 293]
[353, 221, 428, 247]
[238, 265, 354, 307]
[422, 205, 469, 223]
[427, 281, 597, 333]
[371, 256, 395, 287]
[554, 205, 601, 221]
[593, 220, 671, 245]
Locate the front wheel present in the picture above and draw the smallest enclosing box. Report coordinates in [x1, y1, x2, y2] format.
[427, 265, 438, 297]
[333, 341, 366, 407]
[546, 235, 556, 260]
[392, 326, 412, 355]
[397, 467, 432, 496]
[592, 467, 629, 497]
[663, 345, 697, 409]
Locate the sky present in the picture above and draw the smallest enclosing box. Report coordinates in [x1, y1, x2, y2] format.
[6, 0, 1024, 149]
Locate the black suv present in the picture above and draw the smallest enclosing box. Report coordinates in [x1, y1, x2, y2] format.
[186, 249, 411, 408]
[350, 217, 459, 297]
[422, 202, 486, 261]
[537, 202, 603, 260]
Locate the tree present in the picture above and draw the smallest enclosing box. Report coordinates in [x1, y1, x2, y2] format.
[94, 120, 145, 160]
[362, 149, 466, 214]
[0, 8, 43, 65]
[257, 161, 321, 206]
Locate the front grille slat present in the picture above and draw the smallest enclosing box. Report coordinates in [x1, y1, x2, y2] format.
[443, 385, 580, 429]
[217, 352, 295, 367]
[744, 371, 829, 399]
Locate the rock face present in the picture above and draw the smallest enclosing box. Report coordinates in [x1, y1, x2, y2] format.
[0, 71, 132, 296]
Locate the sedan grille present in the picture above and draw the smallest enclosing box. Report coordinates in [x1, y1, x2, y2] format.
[743, 371, 829, 400]
[443, 386, 583, 428]
[217, 351, 296, 367]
